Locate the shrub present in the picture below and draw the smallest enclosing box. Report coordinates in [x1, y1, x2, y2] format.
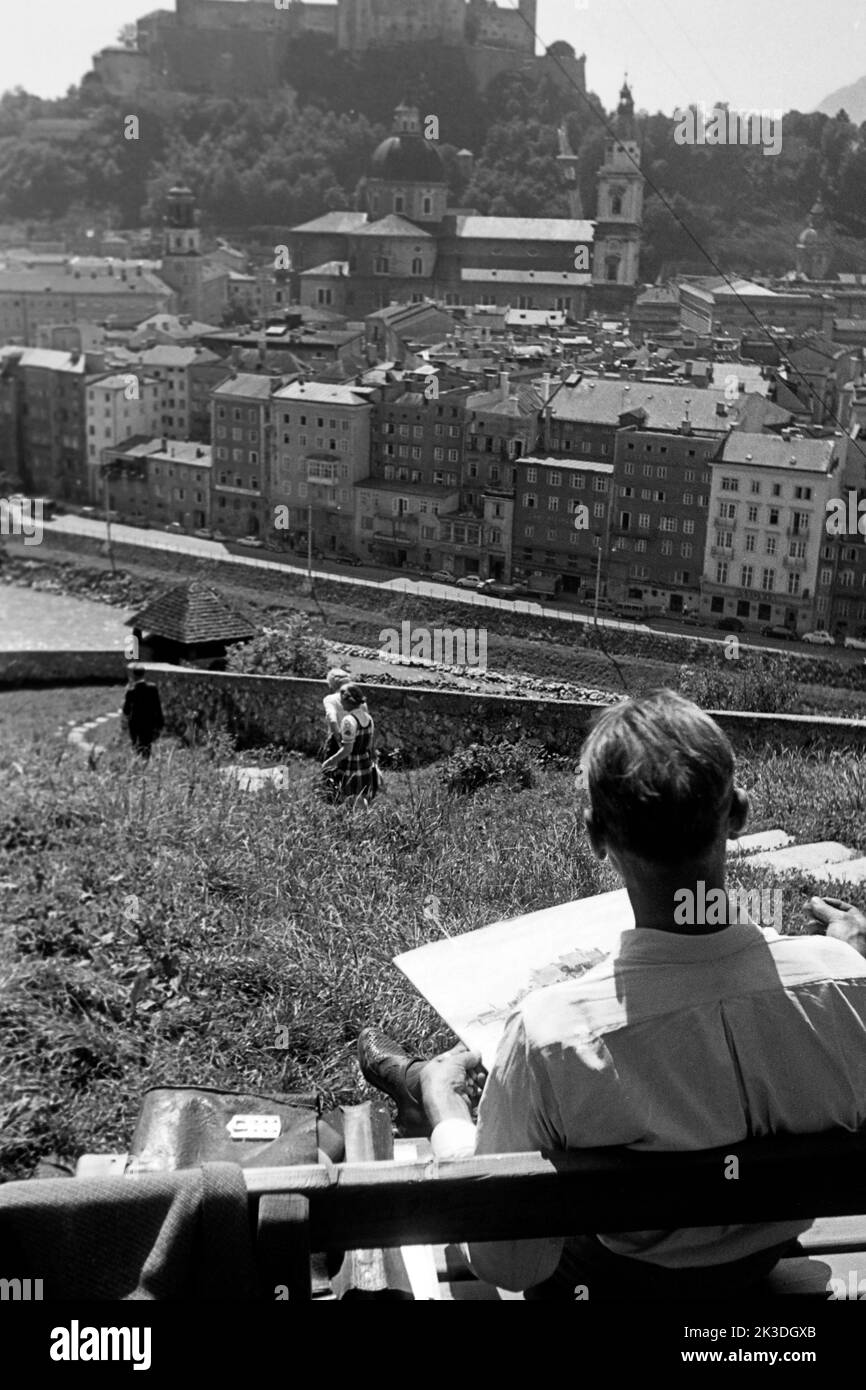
[225, 616, 326, 679]
[439, 740, 538, 796]
[677, 656, 801, 714]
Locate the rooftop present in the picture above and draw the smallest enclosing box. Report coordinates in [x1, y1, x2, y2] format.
[454, 216, 595, 242]
[549, 378, 736, 431]
[719, 432, 841, 474]
[127, 580, 258, 646]
[274, 380, 373, 406]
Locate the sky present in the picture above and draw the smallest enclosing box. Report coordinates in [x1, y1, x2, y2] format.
[1, 0, 864, 116]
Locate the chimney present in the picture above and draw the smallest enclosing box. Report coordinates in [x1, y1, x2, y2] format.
[715, 402, 727, 417]
[499, 371, 509, 399]
[539, 373, 552, 404]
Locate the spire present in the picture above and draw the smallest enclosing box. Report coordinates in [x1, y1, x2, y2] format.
[615, 76, 635, 138]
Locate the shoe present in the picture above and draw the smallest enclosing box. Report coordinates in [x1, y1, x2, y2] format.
[357, 1028, 429, 1137]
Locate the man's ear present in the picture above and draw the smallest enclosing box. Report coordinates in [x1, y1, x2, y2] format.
[728, 786, 750, 839]
[583, 808, 607, 861]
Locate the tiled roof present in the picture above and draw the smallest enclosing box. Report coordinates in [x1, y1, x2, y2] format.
[0, 345, 86, 373]
[140, 346, 221, 367]
[274, 380, 372, 405]
[0, 267, 172, 296]
[352, 215, 433, 239]
[128, 580, 259, 645]
[300, 261, 350, 278]
[291, 212, 369, 235]
[466, 382, 543, 416]
[213, 373, 289, 399]
[727, 393, 793, 433]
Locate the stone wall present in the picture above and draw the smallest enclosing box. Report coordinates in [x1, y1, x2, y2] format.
[0, 650, 127, 686]
[146, 662, 866, 766]
[25, 528, 866, 695]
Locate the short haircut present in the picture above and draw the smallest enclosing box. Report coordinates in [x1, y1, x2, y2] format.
[130, 664, 145, 682]
[340, 682, 367, 710]
[580, 691, 735, 862]
[327, 668, 350, 687]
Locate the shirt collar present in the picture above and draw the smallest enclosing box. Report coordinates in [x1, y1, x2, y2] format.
[617, 920, 773, 963]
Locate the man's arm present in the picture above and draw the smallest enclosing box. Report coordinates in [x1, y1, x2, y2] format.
[419, 1018, 566, 1292]
[807, 897, 866, 959]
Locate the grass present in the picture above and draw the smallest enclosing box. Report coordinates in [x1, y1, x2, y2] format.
[4, 690, 866, 1180]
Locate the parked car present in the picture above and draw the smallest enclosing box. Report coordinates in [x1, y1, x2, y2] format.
[332, 553, 362, 566]
[613, 601, 648, 621]
[475, 579, 497, 593]
[681, 611, 702, 626]
[165, 521, 183, 533]
[211, 529, 228, 542]
[238, 535, 264, 549]
[715, 616, 745, 632]
[488, 581, 527, 598]
[843, 635, 866, 651]
[456, 574, 482, 589]
[761, 624, 799, 641]
[430, 570, 455, 583]
[802, 629, 835, 646]
[194, 528, 213, 540]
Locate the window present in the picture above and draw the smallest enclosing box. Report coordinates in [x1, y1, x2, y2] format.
[571, 474, 585, 489]
[638, 513, 650, 529]
[820, 567, 833, 587]
[745, 532, 757, 553]
[681, 543, 693, 559]
[772, 484, 782, 498]
[526, 468, 537, 483]
[716, 562, 729, 584]
[721, 476, 739, 492]
[841, 569, 855, 588]
[741, 566, 754, 589]
[593, 477, 608, 493]
[660, 516, 677, 532]
[594, 502, 605, 519]
[794, 486, 813, 501]
[375, 257, 390, 275]
[620, 511, 631, 531]
[634, 539, 647, 553]
[751, 480, 761, 495]
[747, 505, 759, 523]
[524, 525, 535, 539]
[660, 540, 673, 556]
[523, 493, 537, 509]
[549, 471, 562, 488]
[411, 258, 423, 276]
[656, 466, 667, 479]
[768, 508, 779, 526]
[787, 571, 801, 596]
[683, 519, 695, 536]
[717, 530, 734, 549]
[761, 568, 775, 591]
[682, 492, 693, 506]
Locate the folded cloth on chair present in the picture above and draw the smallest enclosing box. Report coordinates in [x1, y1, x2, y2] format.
[0, 1161, 258, 1300]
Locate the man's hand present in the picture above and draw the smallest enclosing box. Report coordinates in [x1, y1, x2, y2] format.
[419, 1045, 486, 1129]
[806, 896, 866, 959]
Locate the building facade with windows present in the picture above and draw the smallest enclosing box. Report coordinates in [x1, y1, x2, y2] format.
[0, 346, 89, 502]
[139, 345, 229, 441]
[86, 372, 162, 503]
[211, 373, 290, 539]
[513, 455, 613, 594]
[461, 377, 543, 581]
[272, 379, 374, 557]
[700, 433, 845, 632]
[102, 437, 212, 532]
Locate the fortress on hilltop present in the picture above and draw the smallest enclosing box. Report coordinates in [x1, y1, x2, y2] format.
[91, 0, 586, 99]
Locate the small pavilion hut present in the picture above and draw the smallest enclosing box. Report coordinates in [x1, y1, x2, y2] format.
[126, 579, 259, 669]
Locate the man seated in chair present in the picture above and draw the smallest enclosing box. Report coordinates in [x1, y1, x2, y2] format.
[359, 691, 866, 1298]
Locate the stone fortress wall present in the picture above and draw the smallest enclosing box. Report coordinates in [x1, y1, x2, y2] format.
[100, 0, 561, 97]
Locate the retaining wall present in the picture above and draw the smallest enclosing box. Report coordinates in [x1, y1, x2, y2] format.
[145, 663, 866, 766]
[0, 649, 127, 686]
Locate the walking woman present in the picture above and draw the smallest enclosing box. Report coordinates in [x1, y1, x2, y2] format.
[321, 682, 380, 806]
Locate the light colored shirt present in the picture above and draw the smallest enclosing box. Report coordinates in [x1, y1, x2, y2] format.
[441, 923, 866, 1291]
[323, 691, 345, 734]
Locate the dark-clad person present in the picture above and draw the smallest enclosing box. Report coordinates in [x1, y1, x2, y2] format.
[122, 665, 164, 762]
[322, 682, 379, 806]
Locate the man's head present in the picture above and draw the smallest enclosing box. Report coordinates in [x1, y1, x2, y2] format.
[130, 665, 145, 684]
[580, 691, 747, 868]
[326, 667, 350, 692]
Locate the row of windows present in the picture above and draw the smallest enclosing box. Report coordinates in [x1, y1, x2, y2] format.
[720, 476, 814, 502]
[714, 563, 802, 596]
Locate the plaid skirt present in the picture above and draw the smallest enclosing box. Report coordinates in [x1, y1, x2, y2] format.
[332, 718, 378, 804]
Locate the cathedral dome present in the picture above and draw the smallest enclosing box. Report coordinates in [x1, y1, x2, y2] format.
[370, 103, 447, 183]
[370, 133, 446, 183]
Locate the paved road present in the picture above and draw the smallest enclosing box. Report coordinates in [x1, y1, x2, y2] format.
[19, 512, 864, 666]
